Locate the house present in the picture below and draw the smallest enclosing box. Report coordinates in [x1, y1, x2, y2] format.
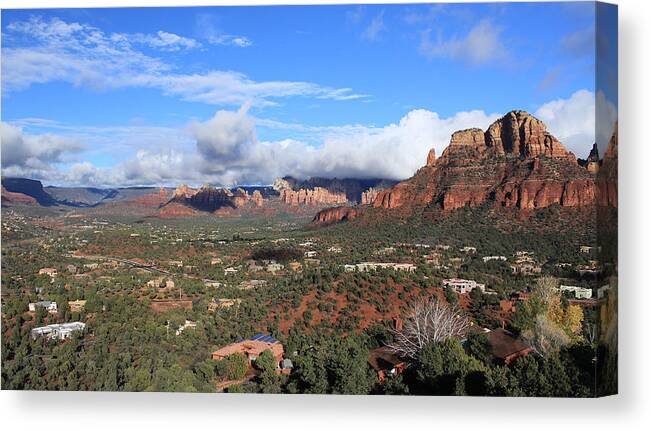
[208, 298, 242, 311]
[460, 246, 477, 254]
[304, 258, 321, 267]
[304, 251, 318, 258]
[485, 328, 533, 365]
[211, 334, 285, 367]
[175, 319, 197, 335]
[28, 301, 58, 314]
[423, 252, 442, 266]
[279, 358, 294, 375]
[482, 256, 507, 263]
[204, 281, 223, 288]
[510, 259, 542, 275]
[168, 260, 183, 267]
[559, 285, 593, 299]
[31, 322, 85, 340]
[38, 268, 57, 277]
[328, 246, 342, 254]
[580, 245, 601, 254]
[210, 257, 223, 265]
[83, 263, 99, 270]
[442, 278, 486, 294]
[66, 264, 77, 274]
[239, 280, 267, 290]
[266, 263, 284, 273]
[368, 346, 407, 382]
[68, 300, 87, 313]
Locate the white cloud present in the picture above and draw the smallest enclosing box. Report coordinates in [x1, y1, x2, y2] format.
[419, 19, 508, 65]
[362, 12, 386, 41]
[208, 34, 253, 48]
[1, 122, 85, 173]
[190, 103, 257, 162]
[194, 13, 252, 47]
[136, 31, 201, 51]
[181, 105, 500, 185]
[157, 71, 367, 106]
[535, 89, 597, 157]
[3, 92, 604, 188]
[2, 16, 365, 105]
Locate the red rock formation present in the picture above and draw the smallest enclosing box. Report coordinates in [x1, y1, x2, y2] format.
[133, 187, 169, 207]
[310, 206, 359, 226]
[313, 110, 598, 226]
[159, 202, 196, 218]
[165, 184, 259, 215]
[485, 111, 576, 160]
[426, 148, 437, 166]
[1, 186, 38, 205]
[597, 124, 618, 208]
[361, 187, 381, 205]
[279, 187, 347, 206]
[251, 190, 264, 207]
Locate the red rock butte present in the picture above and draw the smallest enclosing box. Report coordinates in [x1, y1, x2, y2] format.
[313, 110, 618, 226]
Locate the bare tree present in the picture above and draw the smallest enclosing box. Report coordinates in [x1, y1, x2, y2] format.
[387, 298, 470, 360]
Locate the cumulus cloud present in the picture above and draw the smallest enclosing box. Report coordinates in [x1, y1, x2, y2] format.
[419, 19, 508, 65]
[2, 91, 604, 188]
[2, 16, 365, 105]
[184, 105, 500, 185]
[534, 89, 598, 157]
[190, 103, 257, 162]
[1, 122, 85, 174]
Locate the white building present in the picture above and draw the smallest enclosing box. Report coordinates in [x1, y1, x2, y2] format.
[28, 301, 58, 314]
[31, 322, 86, 340]
[559, 285, 593, 299]
[482, 256, 507, 263]
[266, 263, 284, 273]
[442, 278, 486, 294]
[175, 320, 197, 336]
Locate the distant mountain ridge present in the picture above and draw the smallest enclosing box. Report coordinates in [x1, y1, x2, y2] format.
[1, 177, 172, 208]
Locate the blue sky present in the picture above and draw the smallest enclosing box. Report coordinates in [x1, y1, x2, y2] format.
[0, 2, 617, 187]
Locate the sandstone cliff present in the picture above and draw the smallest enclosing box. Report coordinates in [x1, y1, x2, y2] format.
[311, 206, 359, 226]
[273, 176, 395, 206]
[1, 186, 38, 206]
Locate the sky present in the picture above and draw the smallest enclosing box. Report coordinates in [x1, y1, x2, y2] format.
[0, 2, 617, 188]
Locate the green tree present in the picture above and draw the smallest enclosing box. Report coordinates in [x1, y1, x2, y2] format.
[222, 353, 248, 380]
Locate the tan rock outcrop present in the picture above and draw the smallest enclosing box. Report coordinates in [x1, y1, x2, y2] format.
[280, 187, 347, 206]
